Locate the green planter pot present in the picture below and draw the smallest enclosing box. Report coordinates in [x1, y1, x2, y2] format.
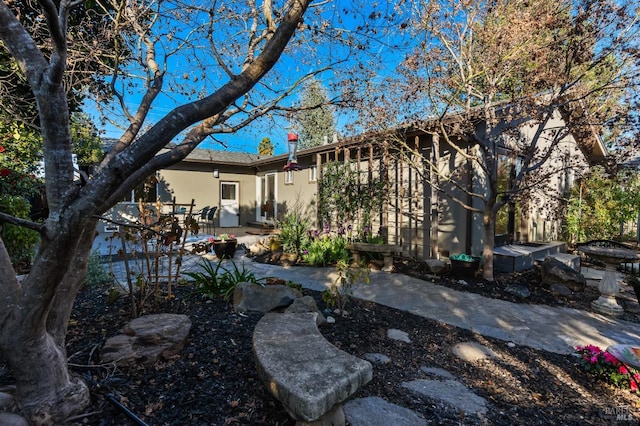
[450, 257, 481, 278]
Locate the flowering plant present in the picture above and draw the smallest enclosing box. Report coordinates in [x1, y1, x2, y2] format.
[575, 344, 640, 391]
[214, 233, 235, 241]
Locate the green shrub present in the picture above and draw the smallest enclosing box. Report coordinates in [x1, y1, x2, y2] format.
[84, 250, 112, 287]
[303, 233, 350, 266]
[185, 258, 265, 301]
[322, 258, 370, 313]
[278, 213, 310, 257]
[0, 195, 39, 269]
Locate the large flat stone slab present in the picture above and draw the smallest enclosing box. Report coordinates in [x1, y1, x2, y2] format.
[253, 313, 372, 422]
[101, 313, 191, 365]
[344, 396, 426, 426]
[401, 379, 487, 415]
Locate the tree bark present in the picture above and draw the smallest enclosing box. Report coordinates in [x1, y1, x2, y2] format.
[482, 208, 496, 281]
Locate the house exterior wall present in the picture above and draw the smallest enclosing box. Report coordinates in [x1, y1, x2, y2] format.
[273, 158, 319, 226]
[97, 111, 598, 261]
[159, 164, 258, 228]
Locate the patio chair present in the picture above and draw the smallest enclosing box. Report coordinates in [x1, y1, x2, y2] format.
[205, 206, 218, 235]
[196, 206, 209, 232]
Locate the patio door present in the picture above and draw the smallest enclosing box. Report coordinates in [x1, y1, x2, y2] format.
[258, 173, 277, 221]
[219, 182, 239, 227]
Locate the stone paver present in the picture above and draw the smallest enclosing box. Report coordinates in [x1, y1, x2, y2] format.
[344, 396, 427, 426]
[401, 379, 488, 416]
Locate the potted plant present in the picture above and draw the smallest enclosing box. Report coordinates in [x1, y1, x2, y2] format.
[212, 233, 237, 259]
[450, 253, 481, 278]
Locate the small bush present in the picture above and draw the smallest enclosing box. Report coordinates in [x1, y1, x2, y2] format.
[278, 213, 309, 257]
[575, 345, 640, 392]
[0, 195, 39, 269]
[84, 251, 112, 287]
[303, 233, 349, 267]
[185, 258, 265, 301]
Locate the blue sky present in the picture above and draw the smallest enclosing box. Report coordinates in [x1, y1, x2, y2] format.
[89, 1, 412, 156]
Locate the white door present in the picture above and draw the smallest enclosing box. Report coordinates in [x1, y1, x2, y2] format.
[219, 182, 240, 227]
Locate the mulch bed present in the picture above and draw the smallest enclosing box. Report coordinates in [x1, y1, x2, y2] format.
[2, 256, 640, 424]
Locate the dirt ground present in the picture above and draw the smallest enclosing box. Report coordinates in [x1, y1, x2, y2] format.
[2, 257, 640, 425]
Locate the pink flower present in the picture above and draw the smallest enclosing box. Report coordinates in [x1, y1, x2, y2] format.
[208, 237, 215, 242]
[619, 365, 629, 375]
[604, 352, 619, 364]
[229, 234, 236, 239]
[631, 380, 638, 392]
[590, 355, 599, 364]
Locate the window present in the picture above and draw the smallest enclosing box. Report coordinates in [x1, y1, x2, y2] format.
[309, 164, 317, 182]
[285, 170, 293, 184]
[221, 182, 237, 200]
[122, 176, 158, 203]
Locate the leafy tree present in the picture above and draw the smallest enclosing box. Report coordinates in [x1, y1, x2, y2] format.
[564, 166, 640, 242]
[0, 0, 123, 127]
[297, 78, 336, 148]
[258, 137, 274, 156]
[0, 0, 382, 422]
[319, 161, 385, 231]
[349, 0, 639, 280]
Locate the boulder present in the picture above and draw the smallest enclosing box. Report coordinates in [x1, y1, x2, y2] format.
[101, 313, 191, 366]
[505, 284, 531, 298]
[0, 412, 28, 426]
[233, 282, 302, 313]
[541, 256, 586, 292]
[285, 295, 326, 326]
[248, 237, 271, 256]
[550, 283, 574, 298]
[425, 259, 446, 275]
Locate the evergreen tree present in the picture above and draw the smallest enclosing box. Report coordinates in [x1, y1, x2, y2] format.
[258, 137, 274, 156]
[297, 79, 335, 148]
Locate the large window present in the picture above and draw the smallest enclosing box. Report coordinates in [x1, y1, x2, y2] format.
[495, 152, 522, 241]
[122, 175, 158, 203]
[309, 164, 317, 182]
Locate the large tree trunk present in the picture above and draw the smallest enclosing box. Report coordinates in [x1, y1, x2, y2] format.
[0, 219, 97, 423]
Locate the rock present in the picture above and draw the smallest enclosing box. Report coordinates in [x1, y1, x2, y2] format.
[344, 396, 427, 426]
[285, 296, 326, 326]
[420, 366, 455, 379]
[101, 313, 191, 366]
[401, 379, 487, 416]
[425, 259, 446, 274]
[233, 282, 302, 313]
[541, 256, 586, 292]
[387, 329, 411, 343]
[550, 283, 573, 297]
[326, 316, 336, 324]
[451, 342, 496, 362]
[248, 237, 271, 256]
[0, 392, 14, 410]
[505, 284, 530, 298]
[0, 412, 29, 426]
[364, 353, 391, 364]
